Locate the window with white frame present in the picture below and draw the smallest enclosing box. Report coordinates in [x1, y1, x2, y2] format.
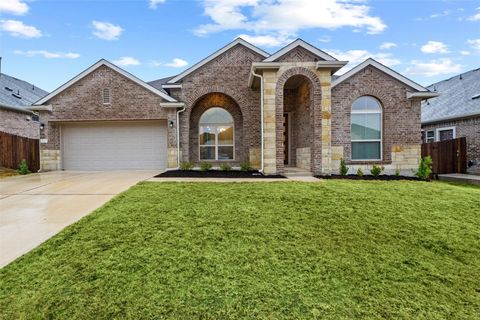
[426, 130, 435, 143]
[436, 126, 456, 141]
[102, 88, 111, 104]
[199, 107, 234, 160]
[351, 96, 382, 160]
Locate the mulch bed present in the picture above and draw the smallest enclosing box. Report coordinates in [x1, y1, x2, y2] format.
[155, 170, 286, 179]
[317, 174, 422, 181]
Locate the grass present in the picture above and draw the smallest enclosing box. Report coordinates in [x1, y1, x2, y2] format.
[1, 181, 479, 319]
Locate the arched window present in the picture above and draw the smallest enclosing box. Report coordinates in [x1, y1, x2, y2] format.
[351, 96, 382, 160]
[199, 107, 234, 160]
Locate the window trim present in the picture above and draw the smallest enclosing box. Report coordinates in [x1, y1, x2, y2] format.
[426, 130, 435, 143]
[198, 108, 235, 161]
[435, 126, 456, 142]
[350, 96, 383, 161]
[102, 88, 111, 105]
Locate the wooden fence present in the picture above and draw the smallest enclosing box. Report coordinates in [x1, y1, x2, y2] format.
[421, 137, 466, 174]
[0, 131, 40, 172]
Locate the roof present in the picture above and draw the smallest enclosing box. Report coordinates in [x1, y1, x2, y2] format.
[263, 39, 337, 62]
[147, 76, 175, 95]
[167, 38, 270, 84]
[332, 58, 429, 92]
[0, 102, 34, 114]
[35, 59, 177, 105]
[421, 68, 480, 123]
[0, 73, 48, 108]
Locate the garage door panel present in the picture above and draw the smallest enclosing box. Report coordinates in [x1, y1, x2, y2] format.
[62, 121, 167, 170]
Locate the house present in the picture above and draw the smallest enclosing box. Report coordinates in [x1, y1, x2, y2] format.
[29, 38, 438, 174]
[0, 73, 48, 139]
[421, 68, 480, 173]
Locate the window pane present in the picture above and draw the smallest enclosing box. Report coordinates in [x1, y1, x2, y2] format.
[199, 126, 215, 145]
[199, 107, 233, 124]
[218, 146, 234, 160]
[439, 129, 453, 141]
[217, 126, 233, 144]
[352, 142, 381, 160]
[351, 114, 381, 140]
[352, 96, 381, 112]
[200, 146, 215, 160]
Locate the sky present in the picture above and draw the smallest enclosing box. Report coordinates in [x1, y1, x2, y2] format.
[0, 0, 479, 92]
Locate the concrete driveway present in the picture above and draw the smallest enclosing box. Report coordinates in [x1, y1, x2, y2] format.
[0, 170, 158, 268]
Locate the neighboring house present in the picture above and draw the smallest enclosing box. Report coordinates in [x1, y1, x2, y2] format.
[0, 73, 48, 139]
[421, 68, 480, 172]
[30, 38, 437, 174]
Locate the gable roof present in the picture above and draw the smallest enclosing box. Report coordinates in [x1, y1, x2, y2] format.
[0, 73, 48, 108]
[167, 38, 270, 84]
[263, 39, 337, 62]
[34, 59, 176, 105]
[421, 68, 480, 124]
[331, 58, 429, 92]
[147, 76, 175, 95]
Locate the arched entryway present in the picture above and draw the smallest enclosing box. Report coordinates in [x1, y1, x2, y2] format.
[189, 92, 244, 164]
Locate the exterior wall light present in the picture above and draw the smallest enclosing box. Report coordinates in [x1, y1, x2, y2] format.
[169, 121, 174, 128]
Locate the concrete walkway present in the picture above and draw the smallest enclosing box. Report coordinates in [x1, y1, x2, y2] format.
[438, 173, 480, 185]
[0, 170, 157, 268]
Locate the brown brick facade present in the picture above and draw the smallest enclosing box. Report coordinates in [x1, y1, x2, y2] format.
[0, 108, 39, 139]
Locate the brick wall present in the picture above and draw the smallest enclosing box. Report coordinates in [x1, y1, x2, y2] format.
[332, 66, 422, 166]
[422, 116, 480, 169]
[0, 108, 39, 139]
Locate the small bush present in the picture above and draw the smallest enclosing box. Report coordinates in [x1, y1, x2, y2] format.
[415, 156, 433, 180]
[17, 159, 31, 175]
[356, 167, 363, 177]
[240, 161, 252, 171]
[200, 162, 212, 171]
[370, 165, 384, 177]
[395, 168, 401, 177]
[220, 163, 232, 171]
[339, 158, 349, 176]
[179, 162, 194, 171]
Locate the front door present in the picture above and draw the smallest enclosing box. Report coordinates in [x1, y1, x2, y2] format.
[283, 113, 290, 165]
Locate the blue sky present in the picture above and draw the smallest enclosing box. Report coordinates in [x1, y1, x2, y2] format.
[1, 0, 479, 92]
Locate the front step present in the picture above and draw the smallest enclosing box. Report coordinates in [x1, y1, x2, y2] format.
[283, 167, 313, 177]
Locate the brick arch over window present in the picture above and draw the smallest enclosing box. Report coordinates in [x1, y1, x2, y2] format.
[275, 67, 322, 173]
[188, 92, 244, 163]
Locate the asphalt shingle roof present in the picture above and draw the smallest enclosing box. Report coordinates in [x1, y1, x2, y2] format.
[147, 76, 176, 95]
[421, 68, 480, 123]
[0, 73, 48, 108]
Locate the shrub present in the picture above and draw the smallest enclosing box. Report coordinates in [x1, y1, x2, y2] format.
[356, 167, 363, 177]
[220, 163, 232, 171]
[339, 158, 349, 176]
[240, 161, 252, 171]
[179, 162, 194, 171]
[395, 168, 401, 177]
[17, 159, 31, 175]
[200, 162, 212, 171]
[415, 156, 433, 180]
[370, 165, 384, 177]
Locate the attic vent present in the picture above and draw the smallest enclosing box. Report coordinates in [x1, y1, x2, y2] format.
[12, 93, 22, 99]
[102, 88, 111, 104]
[472, 94, 480, 100]
[4, 86, 13, 91]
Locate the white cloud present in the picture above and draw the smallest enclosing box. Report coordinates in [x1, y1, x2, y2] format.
[468, 7, 480, 21]
[460, 50, 470, 56]
[404, 58, 462, 77]
[0, 0, 28, 15]
[416, 10, 450, 21]
[467, 39, 480, 52]
[149, 0, 165, 9]
[0, 20, 41, 38]
[325, 49, 400, 74]
[195, 0, 386, 43]
[379, 42, 397, 50]
[113, 57, 140, 66]
[238, 34, 293, 47]
[14, 50, 80, 59]
[165, 58, 188, 68]
[420, 41, 449, 54]
[318, 36, 331, 43]
[91, 21, 123, 40]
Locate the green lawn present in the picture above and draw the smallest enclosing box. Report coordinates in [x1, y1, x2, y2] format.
[1, 181, 479, 319]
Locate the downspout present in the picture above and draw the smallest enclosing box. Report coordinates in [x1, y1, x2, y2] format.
[176, 106, 186, 168]
[251, 68, 264, 173]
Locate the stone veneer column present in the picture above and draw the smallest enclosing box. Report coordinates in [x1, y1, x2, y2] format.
[262, 70, 278, 175]
[167, 109, 178, 168]
[317, 70, 332, 175]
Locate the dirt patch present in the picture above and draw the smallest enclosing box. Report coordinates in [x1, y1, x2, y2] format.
[155, 170, 285, 179]
[0, 167, 18, 179]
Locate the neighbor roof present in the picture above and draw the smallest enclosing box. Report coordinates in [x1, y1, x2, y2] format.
[0, 73, 48, 108]
[263, 39, 337, 62]
[34, 59, 177, 105]
[147, 76, 175, 95]
[167, 38, 270, 84]
[421, 68, 480, 124]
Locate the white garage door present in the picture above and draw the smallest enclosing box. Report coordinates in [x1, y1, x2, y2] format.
[62, 121, 167, 170]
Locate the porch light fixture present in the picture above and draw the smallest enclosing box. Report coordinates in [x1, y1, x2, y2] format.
[40, 123, 45, 130]
[169, 121, 174, 128]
